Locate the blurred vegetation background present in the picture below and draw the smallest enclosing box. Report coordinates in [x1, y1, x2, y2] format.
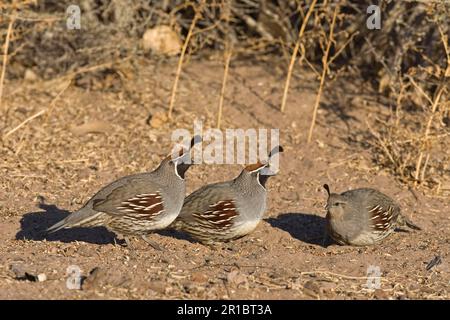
[0, 0, 449, 192]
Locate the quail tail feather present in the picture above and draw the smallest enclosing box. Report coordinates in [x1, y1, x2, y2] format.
[46, 208, 103, 234]
[397, 214, 421, 231]
[45, 218, 67, 234]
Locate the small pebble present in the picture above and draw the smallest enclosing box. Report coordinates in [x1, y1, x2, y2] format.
[37, 273, 47, 282]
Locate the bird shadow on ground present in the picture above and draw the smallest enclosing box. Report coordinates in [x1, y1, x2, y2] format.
[16, 203, 117, 245]
[157, 229, 196, 243]
[266, 212, 327, 247]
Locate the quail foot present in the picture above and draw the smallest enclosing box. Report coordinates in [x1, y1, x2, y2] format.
[323, 184, 421, 246]
[46, 135, 202, 250]
[171, 146, 283, 246]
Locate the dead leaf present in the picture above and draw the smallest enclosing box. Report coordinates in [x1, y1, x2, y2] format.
[70, 120, 112, 136]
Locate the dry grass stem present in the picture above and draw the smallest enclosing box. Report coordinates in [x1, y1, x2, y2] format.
[366, 119, 398, 171]
[217, 45, 232, 129]
[301, 271, 383, 281]
[436, 22, 450, 77]
[280, 0, 317, 113]
[45, 80, 72, 121]
[168, 1, 204, 119]
[307, 5, 339, 143]
[414, 85, 445, 184]
[0, 15, 15, 113]
[3, 109, 46, 139]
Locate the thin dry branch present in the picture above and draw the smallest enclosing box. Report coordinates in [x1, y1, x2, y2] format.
[168, 1, 204, 119]
[414, 85, 445, 184]
[45, 80, 72, 121]
[328, 31, 359, 66]
[436, 19, 450, 77]
[3, 109, 46, 139]
[8, 55, 134, 95]
[307, 5, 339, 143]
[0, 15, 15, 113]
[366, 119, 399, 172]
[280, 0, 317, 113]
[3, 79, 72, 139]
[301, 270, 383, 281]
[217, 45, 232, 129]
[406, 75, 434, 106]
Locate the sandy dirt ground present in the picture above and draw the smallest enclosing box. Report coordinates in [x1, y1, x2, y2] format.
[0, 58, 449, 299]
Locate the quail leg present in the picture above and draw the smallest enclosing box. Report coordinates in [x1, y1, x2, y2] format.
[113, 235, 129, 247]
[124, 237, 133, 248]
[142, 235, 165, 251]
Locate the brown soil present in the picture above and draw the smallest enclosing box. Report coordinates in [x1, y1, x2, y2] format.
[1, 58, 449, 299]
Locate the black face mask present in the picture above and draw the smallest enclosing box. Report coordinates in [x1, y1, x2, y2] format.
[176, 162, 191, 179]
[258, 173, 271, 188]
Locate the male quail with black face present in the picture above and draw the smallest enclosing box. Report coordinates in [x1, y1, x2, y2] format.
[171, 146, 283, 245]
[46, 136, 202, 250]
[323, 184, 421, 246]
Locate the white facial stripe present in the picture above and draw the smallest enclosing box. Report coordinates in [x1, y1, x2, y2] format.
[249, 165, 266, 173]
[256, 172, 266, 190]
[174, 164, 183, 180]
[171, 152, 186, 162]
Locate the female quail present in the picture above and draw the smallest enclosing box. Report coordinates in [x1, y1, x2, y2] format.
[323, 184, 421, 246]
[171, 146, 283, 245]
[46, 136, 202, 250]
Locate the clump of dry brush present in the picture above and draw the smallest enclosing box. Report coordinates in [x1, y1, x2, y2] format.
[0, 0, 449, 193]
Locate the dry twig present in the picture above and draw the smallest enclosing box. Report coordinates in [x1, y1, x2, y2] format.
[307, 5, 339, 143]
[217, 44, 232, 129]
[280, 0, 317, 113]
[0, 15, 15, 113]
[414, 85, 445, 184]
[168, 1, 205, 119]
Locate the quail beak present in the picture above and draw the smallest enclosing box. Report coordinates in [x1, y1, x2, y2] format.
[262, 145, 283, 177]
[260, 162, 278, 176]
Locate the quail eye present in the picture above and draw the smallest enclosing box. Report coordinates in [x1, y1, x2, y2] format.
[333, 202, 340, 207]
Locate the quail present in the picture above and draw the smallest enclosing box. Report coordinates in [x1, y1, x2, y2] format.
[323, 184, 421, 246]
[46, 136, 202, 250]
[171, 146, 283, 245]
